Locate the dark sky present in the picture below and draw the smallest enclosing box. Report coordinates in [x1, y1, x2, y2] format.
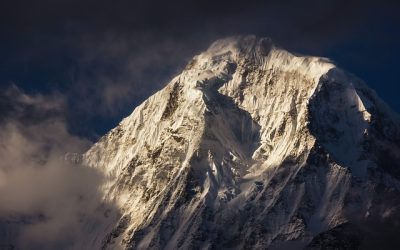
[1, 0, 399, 140]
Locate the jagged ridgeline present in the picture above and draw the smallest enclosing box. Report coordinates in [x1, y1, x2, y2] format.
[81, 36, 400, 249]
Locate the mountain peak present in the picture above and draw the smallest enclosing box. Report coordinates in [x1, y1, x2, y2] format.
[181, 35, 335, 93]
[81, 36, 400, 249]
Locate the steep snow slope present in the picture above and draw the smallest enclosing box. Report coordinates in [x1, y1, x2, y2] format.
[83, 35, 400, 249]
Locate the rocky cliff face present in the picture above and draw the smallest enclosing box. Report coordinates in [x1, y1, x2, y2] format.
[83, 36, 400, 249]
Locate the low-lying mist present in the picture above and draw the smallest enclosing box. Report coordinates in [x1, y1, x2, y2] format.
[0, 86, 118, 249]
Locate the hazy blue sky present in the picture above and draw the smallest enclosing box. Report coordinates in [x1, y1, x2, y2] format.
[1, 0, 399, 139]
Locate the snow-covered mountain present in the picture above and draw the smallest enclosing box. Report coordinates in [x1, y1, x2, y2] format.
[82, 35, 400, 249]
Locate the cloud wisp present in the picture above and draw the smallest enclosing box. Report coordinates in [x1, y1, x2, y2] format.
[0, 86, 118, 249]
